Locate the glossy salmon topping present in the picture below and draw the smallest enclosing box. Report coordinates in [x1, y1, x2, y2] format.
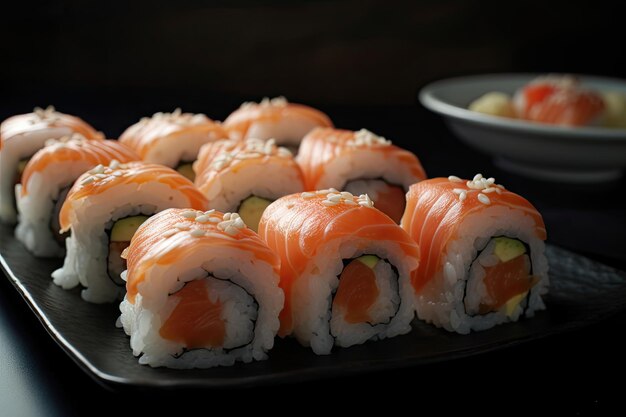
[333, 259, 379, 323]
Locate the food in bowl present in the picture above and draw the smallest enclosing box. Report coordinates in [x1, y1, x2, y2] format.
[468, 74, 626, 128]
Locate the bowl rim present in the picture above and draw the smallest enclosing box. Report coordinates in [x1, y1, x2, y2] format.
[418, 73, 626, 141]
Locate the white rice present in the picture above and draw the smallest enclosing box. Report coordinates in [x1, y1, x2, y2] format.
[51, 181, 203, 303]
[237, 116, 322, 147]
[290, 238, 418, 355]
[118, 246, 283, 368]
[0, 126, 73, 224]
[415, 205, 549, 334]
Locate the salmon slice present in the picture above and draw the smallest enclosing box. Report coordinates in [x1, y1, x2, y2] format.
[193, 138, 305, 199]
[258, 190, 419, 336]
[296, 127, 426, 194]
[123, 208, 280, 304]
[401, 176, 546, 293]
[59, 161, 208, 233]
[479, 254, 533, 314]
[223, 97, 333, 141]
[159, 279, 225, 348]
[119, 110, 228, 162]
[372, 183, 406, 223]
[20, 137, 140, 196]
[333, 259, 379, 323]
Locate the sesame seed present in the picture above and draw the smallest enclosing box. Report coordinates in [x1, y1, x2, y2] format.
[448, 175, 463, 183]
[190, 229, 205, 237]
[89, 164, 105, 175]
[181, 210, 198, 218]
[495, 187, 503, 194]
[459, 191, 467, 201]
[478, 193, 491, 205]
[223, 213, 232, 221]
[328, 194, 342, 202]
[81, 176, 95, 185]
[204, 209, 215, 215]
[233, 218, 245, 228]
[343, 200, 357, 205]
[109, 160, 120, 170]
[340, 191, 353, 198]
[452, 188, 465, 194]
[230, 213, 240, 220]
[482, 187, 496, 193]
[301, 192, 316, 199]
[112, 171, 124, 177]
[174, 222, 190, 230]
[473, 173, 483, 181]
[208, 217, 220, 223]
[195, 215, 211, 223]
[225, 225, 239, 236]
[322, 200, 338, 206]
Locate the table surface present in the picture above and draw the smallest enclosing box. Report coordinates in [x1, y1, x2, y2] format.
[1, 103, 625, 415]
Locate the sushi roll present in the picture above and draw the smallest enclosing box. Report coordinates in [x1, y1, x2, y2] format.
[513, 75, 605, 126]
[297, 127, 426, 223]
[223, 96, 333, 153]
[258, 189, 420, 355]
[0, 106, 100, 224]
[401, 174, 548, 334]
[52, 161, 208, 303]
[15, 135, 140, 257]
[119, 109, 228, 181]
[118, 208, 283, 368]
[194, 137, 305, 232]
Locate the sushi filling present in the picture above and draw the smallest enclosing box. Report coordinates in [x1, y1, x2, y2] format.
[160, 274, 258, 356]
[107, 215, 151, 286]
[344, 179, 406, 223]
[12, 158, 31, 209]
[49, 186, 71, 247]
[175, 161, 195, 182]
[237, 195, 273, 233]
[464, 237, 538, 317]
[330, 255, 400, 336]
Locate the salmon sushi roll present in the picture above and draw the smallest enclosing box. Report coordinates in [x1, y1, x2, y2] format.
[194, 137, 305, 232]
[401, 174, 549, 334]
[0, 106, 100, 223]
[119, 109, 228, 181]
[259, 190, 419, 355]
[52, 161, 208, 303]
[297, 127, 427, 223]
[513, 75, 605, 126]
[15, 135, 140, 257]
[223, 97, 333, 153]
[118, 208, 283, 368]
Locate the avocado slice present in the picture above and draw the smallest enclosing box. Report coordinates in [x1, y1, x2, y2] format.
[493, 237, 526, 263]
[356, 255, 379, 269]
[176, 163, 195, 182]
[110, 215, 150, 242]
[238, 196, 272, 233]
[504, 291, 528, 316]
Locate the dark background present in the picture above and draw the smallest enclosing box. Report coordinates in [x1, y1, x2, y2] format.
[2, 1, 626, 415]
[2, 0, 625, 135]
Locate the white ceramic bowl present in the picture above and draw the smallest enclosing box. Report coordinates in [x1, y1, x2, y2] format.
[419, 73, 626, 182]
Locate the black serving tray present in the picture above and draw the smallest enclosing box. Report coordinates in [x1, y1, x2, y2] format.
[2, 223, 625, 389]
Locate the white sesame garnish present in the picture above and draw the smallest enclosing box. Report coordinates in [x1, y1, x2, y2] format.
[473, 173, 483, 181]
[347, 129, 392, 147]
[112, 171, 124, 177]
[223, 213, 232, 221]
[109, 159, 120, 170]
[478, 193, 491, 205]
[340, 191, 353, 199]
[224, 225, 240, 236]
[459, 191, 467, 201]
[81, 176, 95, 185]
[495, 187, 503, 194]
[89, 164, 105, 175]
[174, 222, 190, 230]
[357, 193, 374, 208]
[233, 217, 245, 228]
[448, 175, 463, 183]
[482, 187, 496, 193]
[322, 200, 338, 206]
[452, 188, 465, 194]
[209, 217, 220, 223]
[204, 209, 215, 215]
[301, 192, 316, 199]
[162, 229, 177, 237]
[343, 199, 357, 205]
[194, 215, 211, 223]
[181, 210, 198, 218]
[190, 229, 205, 237]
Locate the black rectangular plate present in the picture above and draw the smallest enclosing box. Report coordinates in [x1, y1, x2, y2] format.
[2, 223, 625, 389]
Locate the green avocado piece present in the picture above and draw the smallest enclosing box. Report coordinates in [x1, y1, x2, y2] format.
[238, 196, 272, 233]
[110, 216, 150, 242]
[493, 237, 526, 263]
[356, 255, 380, 269]
[176, 163, 195, 182]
